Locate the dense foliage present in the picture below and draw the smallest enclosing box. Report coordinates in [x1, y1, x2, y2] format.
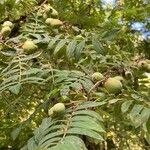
[0, 0, 150, 149]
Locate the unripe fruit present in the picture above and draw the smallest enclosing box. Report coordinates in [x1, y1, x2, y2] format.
[125, 71, 132, 78]
[113, 76, 124, 83]
[104, 78, 122, 94]
[146, 64, 150, 73]
[22, 40, 38, 53]
[48, 108, 54, 116]
[43, 5, 58, 17]
[53, 103, 65, 113]
[44, 5, 52, 13]
[92, 72, 103, 82]
[146, 59, 150, 64]
[138, 60, 148, 70]
[43, 13, 48, 19]
[1, 26, 11, 37]
[45, 18, 63, 26]
[37, 11, 43, 17]
[2, 21, 13, 28]
[51, 9, 58, 17]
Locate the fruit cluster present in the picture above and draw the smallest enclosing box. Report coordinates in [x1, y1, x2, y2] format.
[37, 4, 63, 27]
[0, 21, 13, 38]
[91, 59, 150, 94]
[43, 4, 58, 18]
[92, 72, 124, 94]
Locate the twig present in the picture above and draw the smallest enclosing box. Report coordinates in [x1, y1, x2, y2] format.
[87, 78, 107, 101]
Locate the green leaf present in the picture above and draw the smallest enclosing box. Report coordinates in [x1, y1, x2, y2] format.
[71, 115, 98, 123]
[27, 137, 37, 150]
[60, 86, 70, 96]
[145, 133, 150, 145]
[70, 121, 105, 133]
[68, 128, 104, 140]
[121, 100, 132, 113]
[146, 118, 150, 133]
[133, 108, 150, 128]
[101, 28, 120, 40]
[53, 39, 67, 56]
[128, 104, 144, 121]
[75, 40, 85, 60]
[92, 37, 107, 55]
[39, 137, 61, 149]
[11, 126, 22, 140]
[9, 83, 21, 95]
[79, 78, 93, 91]
[70, 82, 82, 90]
[48, 35, 62, 49]
[20, 146, 28, 150]
[66, 39, 77, 59]
[44, 136, 87, 150]
[22, 68, 42, 75]
[77, 101, 106, 109]
[38, 131, 63, 146]
[73, 110, 103, 121]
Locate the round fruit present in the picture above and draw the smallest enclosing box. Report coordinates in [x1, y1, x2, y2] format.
[22, 40, 38, 53]
[138, 60, 148, 70]
[1, 26, 11, 37]
[45, 18, 63, 26]
[146, 59, 150, 64]
[48, 107, 54, 116]
[92, 72, 103, 82]
[44, 5, 52, 13]
[2, 21, 13, 28]
[51, 9, 58, 17]
[37, 11, 43, 17]
[146, 64, 150, 72]
[125, 71, 132, 78]
[104, 78, 122, 94]
[53, 103, 65, 113]
[43, 13, 48, 19]
[113, 76, 124, 82]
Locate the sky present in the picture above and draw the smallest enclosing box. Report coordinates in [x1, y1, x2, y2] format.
[103, 0, 115, 4]
[102, 0, 150, 39]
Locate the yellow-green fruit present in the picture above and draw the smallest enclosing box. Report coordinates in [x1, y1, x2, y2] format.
[125, 71, 132, 78]
[44, 5, 52, 13]
[45, 18, 63, 26]
[138, 60, 148, 70]
[43, 13, 48, 19]
[53, 103, 65, 113]
[22, 40, 38, 53]
[51, 9, 58, 17]
[104, 78, 122, 94]
[1, 26, 11, 37]
[37, 11, 43, 17]
[146, 64, 150, 72]
[92, 72, 103, 82]
[113, 76, 124, 83]
[146, 59, 150, 64]
[48, 107, 54, 116]
[2, 21, 13, 28]
[0, 43, 4, 50]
